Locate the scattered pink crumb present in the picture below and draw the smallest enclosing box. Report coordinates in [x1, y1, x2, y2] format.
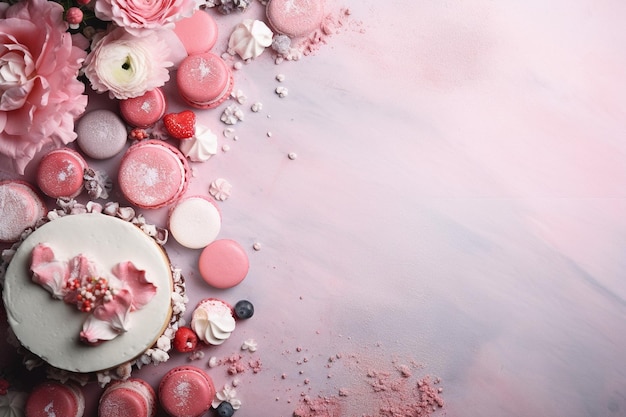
[293, 396, 342, 417]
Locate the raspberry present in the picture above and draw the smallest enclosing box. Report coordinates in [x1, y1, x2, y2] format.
[173, 326, 198, 352]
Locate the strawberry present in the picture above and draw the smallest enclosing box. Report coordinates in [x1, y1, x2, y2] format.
[173, 326, 198, 352]
[163, 110, 196, 139]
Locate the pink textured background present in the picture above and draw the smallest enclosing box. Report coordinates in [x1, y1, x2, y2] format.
[2, 0, 626, 416]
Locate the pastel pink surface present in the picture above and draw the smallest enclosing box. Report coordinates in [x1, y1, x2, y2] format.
[0, 180, 46, 242]
[25, 382, 83, 417]
[119, 88, 167, 128]
[158, 366, 215, 417]
[198, 239, 249, 289]
[266, 0, 325, 38]
[118, 140, 189, 209]
[176, 53, 233, 109]
[36, 148, 87, 198]
[98, 379, 156, 417]
[173, 10, 218, 55]
[76, 109, 128, 159]
[168, 196, 221, 249]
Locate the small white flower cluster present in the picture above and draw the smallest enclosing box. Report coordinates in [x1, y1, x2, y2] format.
[212, 384, 242, 410]
[221, 104, 245, 125]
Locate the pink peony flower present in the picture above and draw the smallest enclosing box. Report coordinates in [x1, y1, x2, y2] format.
[95, 0, 197, 36]
[84, 27, 173, 99]
[0, 0, 88, 174]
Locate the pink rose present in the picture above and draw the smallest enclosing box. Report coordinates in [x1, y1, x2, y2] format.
[95, 0, 197, 36]
[0, 0, 88, 174]
[84, 27, 173, 99]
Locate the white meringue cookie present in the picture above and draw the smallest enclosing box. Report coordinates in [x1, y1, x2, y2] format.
[228, 19, 273, 60]
[179, 124, 218, 162]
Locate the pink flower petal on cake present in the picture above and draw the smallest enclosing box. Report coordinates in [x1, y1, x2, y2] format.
[80, 314, 122, 345]
[30, 243, 69, 299]
[92, 288, 133, 333]
[112, 261, 157, 310]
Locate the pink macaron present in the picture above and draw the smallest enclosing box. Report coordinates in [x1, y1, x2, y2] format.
[76, 109, 128, 159]
[176, 53, 233, 109]
[199, 239, 249, 289]
[25, 381, 85, 417]
[36, 148, 87, 198]
[173, 10, 218, 55]
[118, 140, 190, 209]
[119, 88, 167, 129]
[0, 180, 46, 242]
[266, 0, 325, 38]
[98, 378, 157, 417]
[158, 366, 215, 417]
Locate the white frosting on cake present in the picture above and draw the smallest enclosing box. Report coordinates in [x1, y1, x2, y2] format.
[2, 213, 173, 373]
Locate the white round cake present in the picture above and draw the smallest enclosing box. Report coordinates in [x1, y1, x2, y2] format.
[2, 212, 174, 373]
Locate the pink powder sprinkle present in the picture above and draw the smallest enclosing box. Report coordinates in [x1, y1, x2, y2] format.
[293, 396, 342, 417]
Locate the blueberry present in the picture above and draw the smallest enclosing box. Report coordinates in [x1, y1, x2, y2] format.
[234, 300, 254, 319]
[216, 401, 235, 417]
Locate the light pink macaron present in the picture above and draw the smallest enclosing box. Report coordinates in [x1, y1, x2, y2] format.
[199, 239, 249, 289]
[36, 148, 87, 198]
[266, 0, 325, 38]
[176, 53, 233, 109]
[158, 366, 215, 417]
[25, 381, 85, 417]
[0, 180, 46, 243]
[76, 109, 128, 159]
[119, 88, 167, 129]
[173, 10, 218, 55]
[98, 378, 157, 417]
[118, 140, 190, 209]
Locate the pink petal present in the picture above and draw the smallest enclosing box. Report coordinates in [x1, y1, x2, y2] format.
[112, 261, 157, 311]
[92, 288, 132, 332]
[80, 315, 122, 345]
[30, 243, 69, 299]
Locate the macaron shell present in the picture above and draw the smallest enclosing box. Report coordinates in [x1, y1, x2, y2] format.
[119, 88, 167, 128]
[76, 109, 128, 159]
[169, 196, 221, 249]
[26, 382, 84, 417]
[173, 10, 218, 55]
[266, 0, 325, 38]
[199, 239, 250, 289]
[0, 180, 46, 242]
[176, 53, 233, 109]
[118, 140, 190, 209]
[36, 148, 87, 198]
[158, 366, 215, 417]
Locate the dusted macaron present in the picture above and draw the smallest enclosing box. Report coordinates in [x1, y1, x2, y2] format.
[176, 53, 233, 109]
[168, 196, 221, 249]
[199, 239, 249, 289]
[266, 0, 325, 38]
[36, 148, 87, 198]
[159, 366, 215, 417]
[98, 379, 157, 417]
[173, 10, 218, 55]
[119, 88, 167, 129]
[118, 140, 190, 209]
[0, 180, 46, 242]
[76, 109, 128, 159]
[25, 381, 85, 417]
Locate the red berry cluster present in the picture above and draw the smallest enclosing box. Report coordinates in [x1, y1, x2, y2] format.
[65, 277, 115, 312]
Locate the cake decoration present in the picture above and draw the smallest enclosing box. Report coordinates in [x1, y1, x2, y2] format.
[208, 178, 232, 201]
[178, 124, 219, 162]
[190, 299, 236, 346]
[227, 19, 274, 60]
[163, 110, 196, 140]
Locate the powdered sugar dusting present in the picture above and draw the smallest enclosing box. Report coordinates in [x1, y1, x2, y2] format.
[175, 380, 191, 407]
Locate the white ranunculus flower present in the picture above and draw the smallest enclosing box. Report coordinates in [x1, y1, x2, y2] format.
[84, 27, 172, 99]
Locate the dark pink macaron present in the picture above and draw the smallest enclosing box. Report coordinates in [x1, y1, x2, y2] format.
[176, 53, 233, 109]
[118, 140, 190, 209]
[158, 366, 215, 417]
[36, 148, 87, 198]
[0, 180, 46, 242]
[25, 381, 85, 417]
[98, 378, 157, 417]
[119, 88, 167, 129]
